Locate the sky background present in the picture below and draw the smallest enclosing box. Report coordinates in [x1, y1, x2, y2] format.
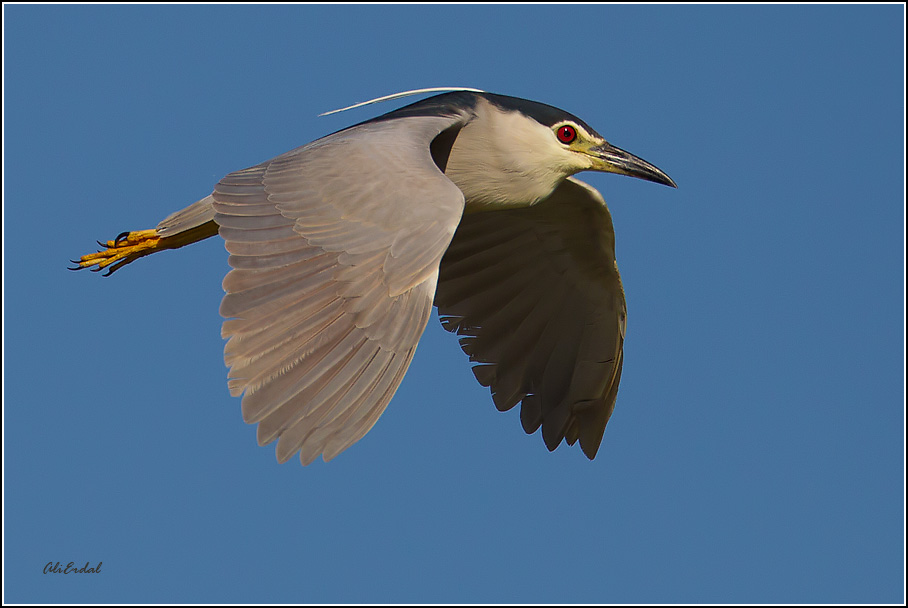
[3, 4, 904, 604]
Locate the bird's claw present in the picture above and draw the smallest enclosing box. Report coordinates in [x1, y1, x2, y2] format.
[70, 229, 162, 275]
[114, 231, 131, 246]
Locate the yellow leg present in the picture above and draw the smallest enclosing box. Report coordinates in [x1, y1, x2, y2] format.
[71, 221, 219, 276]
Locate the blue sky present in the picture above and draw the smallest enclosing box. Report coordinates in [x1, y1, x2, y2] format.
[3, 4, 904, 604]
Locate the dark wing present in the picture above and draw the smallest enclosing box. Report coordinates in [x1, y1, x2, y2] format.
[435, 177, 626, 459]
[213, 114, 469, 464]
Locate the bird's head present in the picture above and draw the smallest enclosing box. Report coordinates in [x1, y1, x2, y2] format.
[438, 92, 676, 208]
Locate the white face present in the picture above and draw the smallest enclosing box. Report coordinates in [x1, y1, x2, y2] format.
[444, 99, 603, 210]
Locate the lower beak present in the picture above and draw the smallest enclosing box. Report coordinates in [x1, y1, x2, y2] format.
[590, 142, 677, 188]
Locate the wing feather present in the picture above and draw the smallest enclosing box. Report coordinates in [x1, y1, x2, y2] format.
[213, 114, 469, 464]
[435, 177, 626, 459]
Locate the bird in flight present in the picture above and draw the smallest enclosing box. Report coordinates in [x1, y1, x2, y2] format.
[72, 88, 676, 465]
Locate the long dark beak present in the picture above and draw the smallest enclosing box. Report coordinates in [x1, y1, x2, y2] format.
[590, 141, 677, 188]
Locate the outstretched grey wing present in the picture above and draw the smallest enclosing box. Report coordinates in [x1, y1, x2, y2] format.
[435, 177, 626, 459]
[213, 114, 469, 465]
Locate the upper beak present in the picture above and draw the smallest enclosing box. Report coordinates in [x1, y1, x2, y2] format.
[589, 141, 677, 188]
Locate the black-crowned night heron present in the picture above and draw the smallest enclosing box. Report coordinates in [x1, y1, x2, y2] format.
[73, 88, 676, 465]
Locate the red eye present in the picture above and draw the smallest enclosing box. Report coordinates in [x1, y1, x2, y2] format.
[556, 125, 577, 144]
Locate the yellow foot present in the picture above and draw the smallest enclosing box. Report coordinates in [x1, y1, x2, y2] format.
[70, 229, 163, 276]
